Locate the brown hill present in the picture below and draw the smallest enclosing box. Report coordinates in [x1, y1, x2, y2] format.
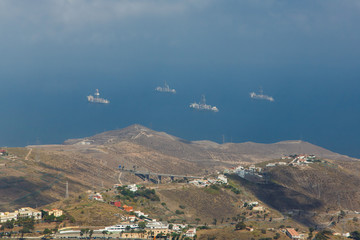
[0, 124, 359, 214]
[64, 124, 356, 169]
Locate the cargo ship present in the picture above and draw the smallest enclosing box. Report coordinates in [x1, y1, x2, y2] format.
[250, 88, 274, 102]
[87, 89, 110, 104]
[155, 82, 176, 93]
[190, 95, 219, 112]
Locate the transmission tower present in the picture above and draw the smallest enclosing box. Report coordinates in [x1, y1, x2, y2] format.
[65, 181, 69, 199]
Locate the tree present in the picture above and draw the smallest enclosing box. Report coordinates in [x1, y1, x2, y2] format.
[89, 229, 94, 239]
[350, 231, 360, 240]
[85, 228, 90, 238]
[235, 222, 246, 230]
[314, 230, 332, 240]
[175, 210, 184, 215]
[274, 233, 280, 239]
[4, 220, 14, 229]
[138, 222, 146, 229]
[213, 218, 217, 225]
[80, 229, 86, 237]
[195, 218, 201, 225]
[102, 230, 108, 238]
[43, 228, 52, 235]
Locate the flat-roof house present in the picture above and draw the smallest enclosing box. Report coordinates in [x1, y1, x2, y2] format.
[286, 228, 302, 239]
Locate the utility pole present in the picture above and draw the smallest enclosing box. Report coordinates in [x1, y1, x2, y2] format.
[65, 181, 69, 199]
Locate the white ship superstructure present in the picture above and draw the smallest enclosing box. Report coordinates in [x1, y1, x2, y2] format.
[87, 89, 110, 104]
[250, 88, 274, 102]
[155, 82, 176, 93]
[190, 95, 219, 112]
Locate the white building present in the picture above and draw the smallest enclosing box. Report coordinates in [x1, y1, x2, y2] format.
[172, 224, 187, 232]
[103, 223, 139, 232]
[217, 175, 228, 184]
[18, 207, 42, 220]
[248, 201, 259, 206]
[127, 184, 138, 192]
[46, 209, 63, 217]
[185, 228, 196, 237]
[0, 211, 18, 223]
[146, 221, 169, 230]
[134, 211, 148, 218]
[89, 192, 104, 202]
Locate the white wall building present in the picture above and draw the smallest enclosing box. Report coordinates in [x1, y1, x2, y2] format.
[0, 211, 18, 223]
[18, 207, 42, 220]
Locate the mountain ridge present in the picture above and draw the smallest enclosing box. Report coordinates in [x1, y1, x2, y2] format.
[61, 124, 357, 163]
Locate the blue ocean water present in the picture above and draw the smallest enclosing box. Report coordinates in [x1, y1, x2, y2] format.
[1, 65, 360, 158]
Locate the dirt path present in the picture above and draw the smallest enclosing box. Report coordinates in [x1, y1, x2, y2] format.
[25, 148, 32, 160]
[118, 171, 123, 185]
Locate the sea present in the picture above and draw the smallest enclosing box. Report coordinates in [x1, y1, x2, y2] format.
[1, 64, 360, 158]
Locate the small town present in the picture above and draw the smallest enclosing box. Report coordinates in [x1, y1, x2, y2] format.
[1, 161, 358, 240]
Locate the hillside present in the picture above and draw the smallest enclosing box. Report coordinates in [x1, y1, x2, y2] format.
[0, 124, 359, 217]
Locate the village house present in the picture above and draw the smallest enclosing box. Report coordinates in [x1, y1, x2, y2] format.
[185, 228, 196, 237]
[128, 216, 136, 222]
[127, 184, 138, 192]
[113, 201, 122, 208]
[0, 150, 7, 156]
[286, 228, 303, 239]
[248, 201, 259, 206]
[46, 209, 63, 217]
[134, 210, 148, 218]
[172, 224, 187, 232]
[217, 174, 228, 184]
[122, 205, 134, 212]
[252, 206, 265, 212]
[145, 221, 169, 236]
[103, 223, 139, 232]
[189, 179, 209, 187]
[88, 192, 104, 202]
[0, 211, 18, 223]
[120, 231, 148, 239]
[18, 207, 42, 220]
[266, 163, 276, 167]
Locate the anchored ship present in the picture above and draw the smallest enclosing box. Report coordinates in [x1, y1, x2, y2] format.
[250, 88, 274, 102]
[190, 95, 219, 112]
[87, 89, 110, 104]
[155, 82, 176, 93]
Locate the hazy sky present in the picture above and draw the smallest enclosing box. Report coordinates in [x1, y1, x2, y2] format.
[1, 0, 360, 87]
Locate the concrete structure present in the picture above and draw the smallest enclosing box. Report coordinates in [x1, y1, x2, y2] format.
[0, 211, 18, 223]
[185, 228, 196, 237]
[103, 223, 139, 232]
[18, 207, 42, 220]
[123, 205, 134, 212]
[217, 174, 228, 184]
[47, 209, 63, 217]
[286, 228, 302, 239]
[146, 221, 169, 236]
[89, 192, 104, 202]
[134, 211, 148, 218]
[127, 184, 138, 192]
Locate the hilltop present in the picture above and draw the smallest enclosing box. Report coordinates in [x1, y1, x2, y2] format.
[0, 124, 359, 228]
